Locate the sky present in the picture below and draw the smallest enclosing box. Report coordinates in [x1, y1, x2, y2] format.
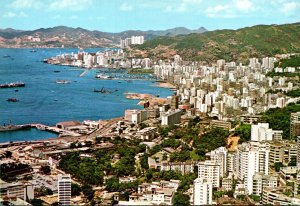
[0, 0, 299, 32]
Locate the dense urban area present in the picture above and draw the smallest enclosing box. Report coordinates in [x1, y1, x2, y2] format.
[2, 31, 300, 206]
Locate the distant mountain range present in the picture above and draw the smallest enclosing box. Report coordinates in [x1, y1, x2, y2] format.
[133, 22, 300, 62]
[0, 26, 207, 48]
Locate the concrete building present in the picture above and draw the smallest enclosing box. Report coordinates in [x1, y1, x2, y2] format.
[0, 180, 34, 201]
[161, 109, 181, 126]
[252, 173, 278, 196]
[210, 120, 231, 130]
[198, 160, 220, 188]
[206, 147, 227, 177]
[235, 141, 269, 194]
[193, 178, 213, 205]
[291, 112, 300, 139]
[58, 174, 71, 206]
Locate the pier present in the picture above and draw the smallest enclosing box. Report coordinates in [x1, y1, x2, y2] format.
[30, 124, 81, 137]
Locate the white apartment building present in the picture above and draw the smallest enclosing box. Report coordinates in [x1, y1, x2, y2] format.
[198, 160, 220, 188]
[193, 178, 213, 205]
[58, 174, 71, 206]
[252, 173, 278, 196]
[235, 141, 269, 194]
[206, 147, 227, 177]
[251, 123, 282, 142]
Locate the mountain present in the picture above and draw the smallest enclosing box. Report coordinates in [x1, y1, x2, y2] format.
[146, 27, 207, 36]
[0, 26, 207, 48]
[133, 22, 300, 62]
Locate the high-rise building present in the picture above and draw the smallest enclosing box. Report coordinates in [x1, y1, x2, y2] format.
[58, 174, 71, 206]
[193, 178, 213, 205]
[198, 160, 220, 188]
[291, 112, 300, 139]
[206, 147, 227, 177]
[235, 141, 269, 194]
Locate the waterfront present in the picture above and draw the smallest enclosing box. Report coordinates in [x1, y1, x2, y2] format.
[0, 48, 172, 142]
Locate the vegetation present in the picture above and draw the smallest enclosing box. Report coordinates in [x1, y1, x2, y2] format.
[0, 162, 32, 182]
[71, 183, 82, 196]
[105, 176, 139, 193]
[194, 128, 229, 157]
[41, 165, 51, 175]
[274, 162, 284, 172]
[172, 192, 190, 206]
[135, 23, 300, 62]
[274, 55, 300, 68]
[81, 184, 94, 201]
[234, 123, 251, 143]
[261, 102, 300, 138]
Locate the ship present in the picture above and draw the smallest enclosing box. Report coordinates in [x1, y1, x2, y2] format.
[94, 87, 112, 94]
[7, 98, 19, 102]
[0, 124, 30, 132]
[56, 80, 70, 84]
[95, 74, 113, 80]
[0, 82, 25, 88]
[3, 54, 11, 58]
[30, 50, 37, 52]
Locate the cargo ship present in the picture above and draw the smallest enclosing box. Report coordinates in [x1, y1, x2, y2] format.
[0, 82, 25, 88]
[0, 124, 30, 132]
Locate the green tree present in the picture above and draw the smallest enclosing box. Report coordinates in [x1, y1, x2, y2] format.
[41, 165, 51, 175]
[71, 183, 81, 196]
[172, 192, 190, 206]
[81, 184, 94, 201]
[274, 162, 284, 172]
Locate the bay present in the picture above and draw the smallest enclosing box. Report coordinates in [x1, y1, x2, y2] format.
[0, 48, 172, 142]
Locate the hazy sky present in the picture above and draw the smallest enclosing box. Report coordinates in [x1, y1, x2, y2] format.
[0, 0, 299, 32]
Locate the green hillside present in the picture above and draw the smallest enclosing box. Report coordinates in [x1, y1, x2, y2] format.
[136, 23, 300, 62]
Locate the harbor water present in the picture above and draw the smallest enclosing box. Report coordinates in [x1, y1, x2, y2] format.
[0, 48, 172, 142]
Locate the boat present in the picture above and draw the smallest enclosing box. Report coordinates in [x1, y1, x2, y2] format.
[0, 82, 25, 88]
[56, 80, 70, 84]
[30, 50, 37, 52]
[0, 124, 30, 132]
[95, 74, 113, 80]
[54, 70, 61, 73]
[3, 54, 10, 58]
[94, 87, 111, 94]
[7, 98, 19, 102]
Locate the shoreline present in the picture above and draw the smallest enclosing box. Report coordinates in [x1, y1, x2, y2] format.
[0, 82, 173, 145]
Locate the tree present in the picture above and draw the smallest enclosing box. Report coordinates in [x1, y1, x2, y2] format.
[71, 183, 81, 196]
[81, 184, 94, 201]
[5, 151, 12, 158]
[172, 192, 190, 206]
[140, 153, 149, 170]
[41, 165, 51, 175]
[29, 199, 44, 206]
[274, 162, 284, 172]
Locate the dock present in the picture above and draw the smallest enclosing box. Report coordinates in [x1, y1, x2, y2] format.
[79, 69, 90, 77]
[31, 124, 81, 137]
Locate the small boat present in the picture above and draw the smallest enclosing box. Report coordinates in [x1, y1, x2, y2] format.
[3, 54, 10, 58]
[54, 70, 61, 73]
[95, 74, 113, 80]
[7, 98, 19, 102]
[15, 90, 19, 92]
[94, 87, 111, 94]
[56, 80, 70, 84]
[30, 50, 37, 52]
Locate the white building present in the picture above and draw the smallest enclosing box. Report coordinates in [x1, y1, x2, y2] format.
[193, 178, 212, 205]
[206, 147, 227, 177]
[58, 174, 71, 206]
[251, 123, 279, 142]
[235, 141, 269, 194]
[198, 160, 220, 188]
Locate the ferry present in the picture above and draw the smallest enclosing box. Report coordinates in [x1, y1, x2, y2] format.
[95, 74, 113, 80]
[0, 124, 30, 132]
[56, 80, 70, 84]
[0, 82, 25, 88]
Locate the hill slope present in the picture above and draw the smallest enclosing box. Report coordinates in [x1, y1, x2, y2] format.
[135, 22, 300, 62]
[0, 26, 207, 48]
